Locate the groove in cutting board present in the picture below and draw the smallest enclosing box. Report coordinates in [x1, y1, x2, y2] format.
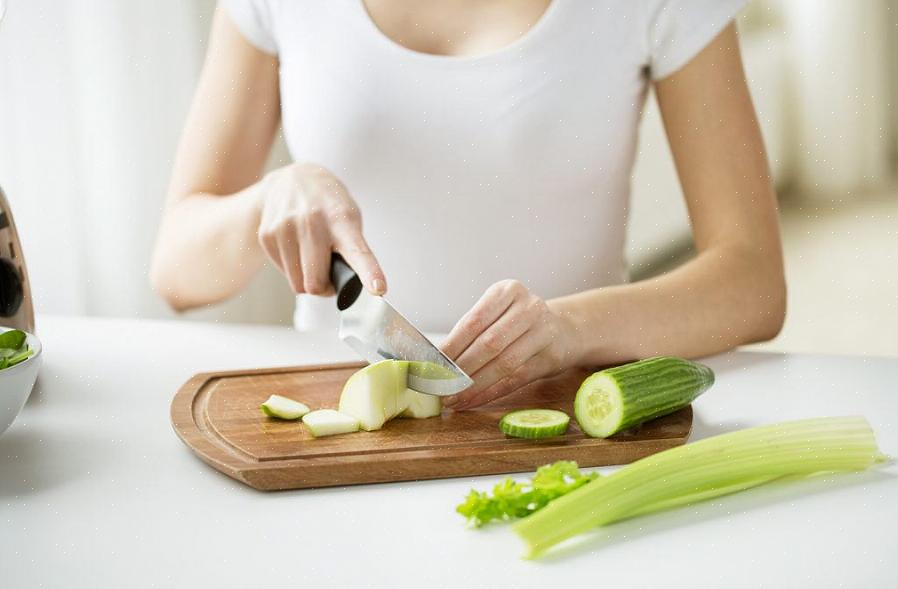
[171, 362, 693, 491]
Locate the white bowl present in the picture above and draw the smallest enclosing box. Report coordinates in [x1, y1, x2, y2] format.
[0, 327, 42, 436]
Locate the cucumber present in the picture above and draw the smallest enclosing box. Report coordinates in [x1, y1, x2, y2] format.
[260, 394, 310, 420]
[500, 409, 570, 439]
[302, 409, 360, 437]
[574, 356, 714, 438]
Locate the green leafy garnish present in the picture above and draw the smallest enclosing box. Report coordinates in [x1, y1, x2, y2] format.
[0, 329, 26, 350]
[0, 329, 33, 370]
[456, 461, 599, 527]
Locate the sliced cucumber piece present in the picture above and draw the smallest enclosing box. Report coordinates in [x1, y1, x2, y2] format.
[302, 409, 360, 437]
[260, 394, 310, 420]
[499, 409, 570, 439]
[574, 356, 714, 439]
[400, 388, 442, 418]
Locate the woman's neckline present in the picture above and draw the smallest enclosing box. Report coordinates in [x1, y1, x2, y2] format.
[354, 0, 563, 66]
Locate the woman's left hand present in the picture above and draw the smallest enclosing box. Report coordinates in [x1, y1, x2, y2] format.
[441, 280, 582, 410]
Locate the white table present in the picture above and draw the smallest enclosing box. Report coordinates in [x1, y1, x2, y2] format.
[2, 316, 896, 588]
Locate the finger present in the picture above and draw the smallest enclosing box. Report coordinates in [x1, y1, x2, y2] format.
[276, 225, 304, 294]
[454, 298, 536, 376]
[332, 228, 386, 295]
[471, 325, 549, 394]
[297, 209, 334, 296]
[451, 353, 554, 411]
[258, 230, 283, 272]
[441, 280, 523, 361]
[445, 326, 548, 408]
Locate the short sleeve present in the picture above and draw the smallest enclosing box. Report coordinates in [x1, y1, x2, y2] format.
[220, 0, 278, 55]
[646, 0, 748, 81]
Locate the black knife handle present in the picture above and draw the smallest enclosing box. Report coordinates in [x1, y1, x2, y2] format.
[330, 253, 363, 311]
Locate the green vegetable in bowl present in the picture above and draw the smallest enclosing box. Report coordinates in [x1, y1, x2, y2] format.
[0, 329, 26, 349]
[456, 461, 598, 527]
[0, 329, 33, 370]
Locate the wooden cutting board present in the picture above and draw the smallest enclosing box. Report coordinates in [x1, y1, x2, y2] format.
[171, 362, 693, 491]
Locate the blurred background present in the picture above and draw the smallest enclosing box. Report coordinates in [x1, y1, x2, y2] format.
[0, 0, 895, 355]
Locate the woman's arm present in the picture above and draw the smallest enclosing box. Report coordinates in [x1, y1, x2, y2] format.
[151, 9, 386, 311]
[150, 8, 280, 310]
[444, 23, 786, 409]
[560, 22, 785, 361]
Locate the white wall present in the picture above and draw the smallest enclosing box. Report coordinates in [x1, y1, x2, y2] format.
[626, 1, 896, 270]
[889, 0, 898, 165]
[779, 0, 892, 197]
[0, 0, 294, 324]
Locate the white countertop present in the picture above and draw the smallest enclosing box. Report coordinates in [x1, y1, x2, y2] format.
[2, 316, 896, 588]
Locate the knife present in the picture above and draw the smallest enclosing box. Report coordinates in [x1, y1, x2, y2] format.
[329, 253, 473, 396]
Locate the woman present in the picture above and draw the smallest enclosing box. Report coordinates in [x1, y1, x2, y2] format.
[151, 0, 785, 410]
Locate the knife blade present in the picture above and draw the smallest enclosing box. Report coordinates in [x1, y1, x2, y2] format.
[330, 254, 473, 396]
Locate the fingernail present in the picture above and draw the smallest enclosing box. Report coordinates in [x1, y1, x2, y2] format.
[372, 278, 386, 295]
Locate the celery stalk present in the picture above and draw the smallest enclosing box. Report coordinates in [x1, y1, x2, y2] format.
[514, 416, 883, 558]
[625, 474, 782, 519]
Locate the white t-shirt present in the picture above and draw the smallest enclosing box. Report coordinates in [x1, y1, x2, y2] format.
[222, 0, 746, 332]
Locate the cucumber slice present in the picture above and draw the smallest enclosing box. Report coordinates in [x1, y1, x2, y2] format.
[499, 409, 570, 439]
[400, 388, 442, 418]
[260, 394, 310, 420]
[574, 356, 714, 438]
[302, 409, 360, 437]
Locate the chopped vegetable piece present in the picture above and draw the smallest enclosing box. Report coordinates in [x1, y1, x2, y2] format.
[574, 356, 714, 438]
[302, 410, 360, 437]
[514, 416, 885, 558]
[400, 388, 442, 418]
[407, 360, 458, 380]
[338, 361, 443, 429]
[260, 395, 310, 420]
[499, 409, 570, 439]
[339, 360, 410, 430]
[456, 461, 599, 527]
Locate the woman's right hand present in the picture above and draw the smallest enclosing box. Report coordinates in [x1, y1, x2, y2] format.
[257, 162, 386, 296]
